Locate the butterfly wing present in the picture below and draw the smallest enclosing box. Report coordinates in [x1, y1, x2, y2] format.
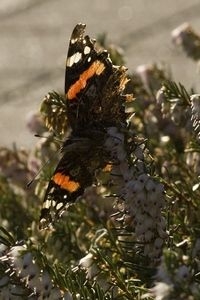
[39, 148, 93, 229]
[39, 133, 109, 229]
[65, 23, 114, 130]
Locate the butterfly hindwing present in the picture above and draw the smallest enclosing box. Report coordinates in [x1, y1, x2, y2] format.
[39, 148, 93, 229]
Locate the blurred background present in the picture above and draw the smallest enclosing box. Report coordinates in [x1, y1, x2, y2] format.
[1, 0, 200, 147]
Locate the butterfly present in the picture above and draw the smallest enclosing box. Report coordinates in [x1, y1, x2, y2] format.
[39, 23, 131, 229]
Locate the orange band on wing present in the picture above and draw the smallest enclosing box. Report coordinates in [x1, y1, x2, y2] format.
[67, 60, 105, 100]
[52, 172, 80, 192]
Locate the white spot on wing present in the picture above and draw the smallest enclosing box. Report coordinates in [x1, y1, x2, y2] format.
[70, 38, 77, 44]
[108, 56, 112, 63]
[84, 46, 91, 55]
[44, 199, 52, 209]
[56, 203, 63, 210]
[87, 56, 91, 62]
[67, 52, 82, 67]
[52, 200, 56, 207]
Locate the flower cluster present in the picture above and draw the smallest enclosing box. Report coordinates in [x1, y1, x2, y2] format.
[0, 243, 72, 299]
[104, 126, 167, 263]
[172, 23, 200, 61]
[191, 94, 200, 141]
[149, 241, 200, 300]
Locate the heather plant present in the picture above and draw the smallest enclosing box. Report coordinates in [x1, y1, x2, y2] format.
[1, 23, 200, 300]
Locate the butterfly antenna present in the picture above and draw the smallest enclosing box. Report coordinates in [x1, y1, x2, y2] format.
[27, 133, 64, 188]
[27, 156, 52, 188]
[34, 133, 64, 143]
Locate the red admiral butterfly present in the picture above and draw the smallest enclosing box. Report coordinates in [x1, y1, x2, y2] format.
[39, 23, 131, 229]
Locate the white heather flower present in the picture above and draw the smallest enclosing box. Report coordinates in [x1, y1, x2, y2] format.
[156, 261, 171, 284]
[143, 244, 151, 257]
[107, 126, 118, 135]
[158, 216, 167, 229]
[134, 145, 144, 160]
[191, 94, 200, 118]
[107, 128, 124, 142]
[154, 238, 164, 249]
[9, 245, 26, 259]
[170, 101, 184, 125]
[150, 207, 162, 219]
[147, 189, 159, 204]
[86, 262, 100, 279]
[190, 283, 200, 297]
[157, 225, 168, 239]
[131, 180, 146, 193]
[149, 248, 162, 259]
[191, 94, 200, 140]
[135, 190, 147, 205]
[79, 253, 93, 268]
[134, 160, 146, 173]
[144, 230, 154, 242]
[20, 253, 38, 278]
[192, 238, 200, 258]
[172, 23, 200, 61]
[143, 216, 155, 231]
[119, 162, 132, 181]
[26, 111, 44, 134]
[175, 265, 190, 282]
[21, 252, 32, 267]
[150, 282, 173, 300]
[138, 174, 150, 185]
[144, 178, 155, 191]
[0, 276, 9, 287]
[135, 224, 145, 236]
[104, 137, 115, 150]
[8, 245, 27, 274]
[0, 244, 7, 256]
[28, 272, 41, 291]
[9, 285, 25, 297]
[47, 287, 62, 299]
[117, 146, 127, 161]
[156, 183, 165, 194]
[186, 152, 200, 174]
[63, 291, 73, 300]
[79, 252, 99, 279]
[39, 270, 52, 296]
[156, 87, 166, 105]
[0, 287, 11, 300]
[171, 23, 190, 45]
[136, 64, 152, 92]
